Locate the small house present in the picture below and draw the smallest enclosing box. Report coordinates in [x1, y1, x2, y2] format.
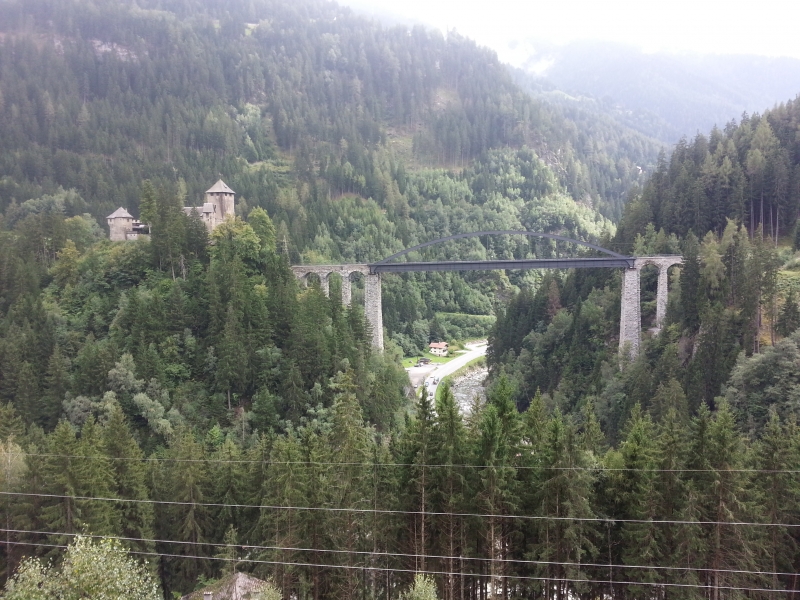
[180, 572, 275, 600]
[429, 342, 449, 357]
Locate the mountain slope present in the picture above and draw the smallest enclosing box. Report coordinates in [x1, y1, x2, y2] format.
[515, 41, 800, 143]
[0, 0, 659, 223]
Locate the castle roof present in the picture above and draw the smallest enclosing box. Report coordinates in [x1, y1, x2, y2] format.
[206, 179, 235, 194]
[107, 207, 133, 219]
[180, 572, 270, 600]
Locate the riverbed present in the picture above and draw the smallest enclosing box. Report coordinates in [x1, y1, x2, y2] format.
[449, 365, 488, 414]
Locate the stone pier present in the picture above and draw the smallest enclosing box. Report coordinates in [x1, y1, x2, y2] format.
[618, 256, 683, 360]
[291, 264, 382, 349]
[364, 273, 383, 349]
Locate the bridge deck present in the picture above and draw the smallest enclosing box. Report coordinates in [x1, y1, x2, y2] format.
[369, 257, 634, 273]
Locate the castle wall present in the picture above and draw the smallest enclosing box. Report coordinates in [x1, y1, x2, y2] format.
[108, 218, 133, 241]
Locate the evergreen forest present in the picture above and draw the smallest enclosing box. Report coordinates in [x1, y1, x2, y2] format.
[2, 0, 800, 598]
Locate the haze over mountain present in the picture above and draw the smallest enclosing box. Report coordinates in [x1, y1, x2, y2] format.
[340, 0, 800, 145]
[513, 41, 800, 144]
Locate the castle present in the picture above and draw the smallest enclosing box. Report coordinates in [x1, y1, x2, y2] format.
[107, 179, 235, 241]
[182, 179, 236, 230]
[106, 207, 150, 241]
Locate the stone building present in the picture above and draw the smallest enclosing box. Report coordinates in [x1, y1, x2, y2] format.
[106, 207, 149, 241]
[180, 572, 274, 600]
[107, 179, 236, 240]
[183, 179, 236, 231]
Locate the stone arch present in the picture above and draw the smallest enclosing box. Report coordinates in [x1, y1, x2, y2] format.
[341, 269, 367, 307]
[289, 265, 380, 348]
[620, 256, 683, 359]
[299, 271, 329, 296]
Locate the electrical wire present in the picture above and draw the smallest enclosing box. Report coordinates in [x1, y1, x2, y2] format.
[2, 527, 797, 578]
[3, 539, 793, 594]
[1, 490, 798, 528]
[12, 452, 800, 474]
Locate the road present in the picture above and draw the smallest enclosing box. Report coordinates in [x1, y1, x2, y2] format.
[406, 341, 488, 401]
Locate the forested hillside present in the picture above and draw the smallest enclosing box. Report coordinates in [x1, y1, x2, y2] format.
[489, 96, 800, 441]
[0, 0, 658, 222]
[0, 0, 663, 353]
[3, 0, 800, 597]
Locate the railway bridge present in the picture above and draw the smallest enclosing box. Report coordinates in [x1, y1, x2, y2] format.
[291, 231, 682, 359]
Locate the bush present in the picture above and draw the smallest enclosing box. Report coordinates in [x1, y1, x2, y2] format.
[3, 535, 160, 600]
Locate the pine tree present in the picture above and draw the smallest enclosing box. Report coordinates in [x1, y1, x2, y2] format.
[430, 382, 467, 600]
[752, 411, 799, 592]
[256, 433, 308, 595]
[614, 405, 663, 592]
[208, 437, 244, 550]
[777, 289, 800, 337]
[153, 429, 208, 594]
[691, 401, 761, 597]
[138, 180, 157, 230]
[401, 391, 435, 572]
[324, 369, 373, 600]
[531, 411, 596, 600]
[42, 345, 70, 430]
[72, 417, 120, 537]
[39, 421, 80, 550]
[101, 403, 154, 555]
[216, 303, 247, 410]
[681, 232, 702, 332]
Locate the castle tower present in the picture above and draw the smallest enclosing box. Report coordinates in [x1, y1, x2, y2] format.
[107, 207, 134, 241]
[205, 179, 235, 227]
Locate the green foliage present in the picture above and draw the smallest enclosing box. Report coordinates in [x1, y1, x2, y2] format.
[2, 535, 160, 600]
[401, 574, 439, 600]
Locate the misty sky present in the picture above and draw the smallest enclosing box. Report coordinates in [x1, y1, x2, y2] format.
[342, 0, 800, 64]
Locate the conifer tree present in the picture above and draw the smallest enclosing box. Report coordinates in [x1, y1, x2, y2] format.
[324, 369, 373, 600]
[101, 403, 154, 555]
[531, 411, 596, 600]
[691, 401, 760, 596]
[401, 391, 435, 572]
[42, 345, 70, 430]
[153, 428, 208, 594]
[430, 382, 467, 600]
[777, 289, 800, 337]
[752, 411, 799, 591]
[72, 417, 120, 537]
[208, 437, 245, 548]
[138, 180, 157, 228]
[681, 232, 702, 332]
[39, 421, 80, 548]
[256, 433, 308, 595]
[614, 405, 662, 591]
[216, 303, 247, 410]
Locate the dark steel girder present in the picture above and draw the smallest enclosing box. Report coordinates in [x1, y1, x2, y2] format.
[373, 230, 629, 266]
[370, 257, 634, 274]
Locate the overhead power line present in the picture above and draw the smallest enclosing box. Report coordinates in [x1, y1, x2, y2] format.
[3, 539, 792, 594]
[1, 491, 798, 528]
[11, 451, 800, 474]
[2, 527, 797, 578]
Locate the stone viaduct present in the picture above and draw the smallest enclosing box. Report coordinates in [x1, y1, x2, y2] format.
[290, 231, 682, 359]
[289, 264, 385, 349]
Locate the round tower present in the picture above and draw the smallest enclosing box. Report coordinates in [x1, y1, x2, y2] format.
[205, 179, 236, 225]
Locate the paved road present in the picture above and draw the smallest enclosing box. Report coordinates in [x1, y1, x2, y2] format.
[406, 341, 488, 401]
